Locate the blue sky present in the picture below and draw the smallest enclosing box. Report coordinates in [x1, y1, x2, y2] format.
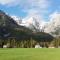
[0, 0, 60, 21]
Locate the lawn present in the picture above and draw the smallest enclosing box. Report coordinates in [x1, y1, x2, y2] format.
[0, 48, 60, 60]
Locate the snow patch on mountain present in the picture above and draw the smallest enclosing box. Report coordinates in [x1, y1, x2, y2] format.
[44, 12, 60, 34]
[11, 11, 60, 36]
[11, 15, 22, 24]
[20, 15, 46, 32]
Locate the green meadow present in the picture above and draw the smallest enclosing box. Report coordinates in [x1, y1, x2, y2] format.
[0, 48, 60, 60]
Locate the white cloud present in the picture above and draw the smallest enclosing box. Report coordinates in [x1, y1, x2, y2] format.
[20, 0, 51, 22]
[0, 0, 51, 22]
[21, 0, 50, 12]
[0, 0, 15, 5]
[0, 0, 50, 13]
[32, 0, 50, 9]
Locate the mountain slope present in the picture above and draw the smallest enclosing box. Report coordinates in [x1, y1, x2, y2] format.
[0, 10, 54, 41]
[11, 12, 60, 37]
[44, 12, 60, 37]
[0, 10, 32, 38]
[20, 15, 46, 32]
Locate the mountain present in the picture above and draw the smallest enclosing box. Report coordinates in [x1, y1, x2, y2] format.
[0, 10, 32, 39]
[19, 13, 60, 37]
[44, 13, 60, 37]
[10, 12, 60, 37]
[20, 15, 46, 32]
[0, 10, 54, 42]
[11, 15, 48, 33]
[11, 15, 22, 25]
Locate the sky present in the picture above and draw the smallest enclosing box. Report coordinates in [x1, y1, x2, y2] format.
[0, 0, 60, 21]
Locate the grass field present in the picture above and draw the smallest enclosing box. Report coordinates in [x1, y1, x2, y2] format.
[0, 48, 60, 60]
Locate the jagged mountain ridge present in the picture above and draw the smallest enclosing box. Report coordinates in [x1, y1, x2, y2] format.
[12, 12, 60, 37]
[0, 10, 32, 38]
[12, 15, 46, 32]
[0, 10, 53, 41]
[44, 13, 60, 37]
